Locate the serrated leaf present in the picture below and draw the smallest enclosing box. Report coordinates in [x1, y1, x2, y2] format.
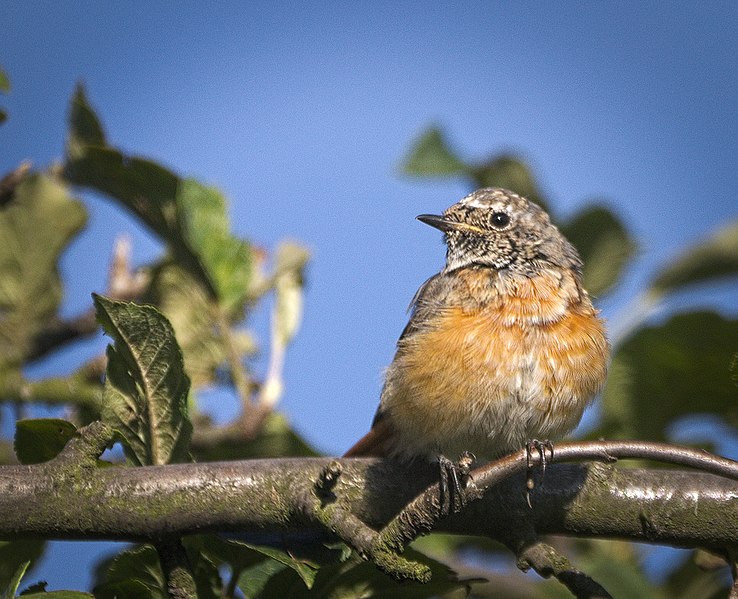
[599, 312, 738, 441]
[0, 542, 45, 595]
[176, 179, 252, 313]
[469, 155, 549, 213]
[560, 204, 636, 296]
[0, 174, 87, 372]
[14, 419, 77, 464]
[93, 545, 167, 599]
[94, 295, 191, 466]
[66, 84, 105, 160]
[649, 219, 738, 297]
[401, 127, 466, 176]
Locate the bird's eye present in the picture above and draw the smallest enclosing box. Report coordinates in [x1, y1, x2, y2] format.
[490, 212, 510, 229]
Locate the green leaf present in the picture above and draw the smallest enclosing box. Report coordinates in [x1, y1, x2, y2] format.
[66, 84, 105, 160]
[0, 541, 45, 594]
[0, 174, 87, 372]
[93, 545, 167, 599]
[191, 412, 318, 461]
[649, 219, 738, 297]
[64, 89, 254, 310]
[94, 295, 191, 466]
[144, 263, 255, 388]
[4, 561, 29, 598]
[0, 68, 8, 125]
[239, 543, 319, 589]
[14, 419, 77, 464]
[599, 312, 738, 441]
[401, 127, 466, 176]
[468, 155, 549, 212]
[560, 204, 636, 297]
[254, 547, 474, 599]
[176, 179, 252, 313]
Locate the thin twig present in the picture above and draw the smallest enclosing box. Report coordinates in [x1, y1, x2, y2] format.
[517, 541, 613, 599]
[156, 539, 198, 599]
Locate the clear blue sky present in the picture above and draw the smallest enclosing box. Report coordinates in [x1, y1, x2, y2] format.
[2, 1, 738, 591]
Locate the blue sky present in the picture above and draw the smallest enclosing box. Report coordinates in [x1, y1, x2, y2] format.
[2, 1, 738, 591]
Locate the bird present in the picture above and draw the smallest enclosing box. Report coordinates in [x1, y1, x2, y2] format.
[345, 188, 609, 473]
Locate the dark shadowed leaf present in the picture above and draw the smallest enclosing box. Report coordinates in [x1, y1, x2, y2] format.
[253, 547, 475, 598]
[649, 220, 738, 297]
[21, 591, 94, 598]
[0, 174, 87, 372]
[93, 545, 167, 599]
[0, 542, 45, 594]
[94, 295, 191, 466]
[469, 155, 549, 212]
[0, 68, 8, 124]
[191, 413, 318, 461]
[66, 84, 105, 160]
[401, 127, 466, 176]
[560, 204, 636, 297]
[599, 312, 738, 441]
[14, 419, 77, 464]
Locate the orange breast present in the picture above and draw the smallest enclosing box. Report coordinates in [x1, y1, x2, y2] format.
[383, 271, 609, 459]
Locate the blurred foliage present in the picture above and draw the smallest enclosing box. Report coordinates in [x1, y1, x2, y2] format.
[0, 71, 736, 598]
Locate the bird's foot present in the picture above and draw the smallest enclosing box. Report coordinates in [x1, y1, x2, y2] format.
[525, 440, 554, 508]
[437, 451, 476, 515]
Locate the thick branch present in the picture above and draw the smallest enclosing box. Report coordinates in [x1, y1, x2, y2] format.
[0, 455, 737, 553]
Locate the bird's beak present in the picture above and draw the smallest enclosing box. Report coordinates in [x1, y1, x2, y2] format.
[417, 214, 483, 234]
[416, 214, 456, 232]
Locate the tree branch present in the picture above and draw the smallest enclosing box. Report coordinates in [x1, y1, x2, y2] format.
[1, 448, 738, 555]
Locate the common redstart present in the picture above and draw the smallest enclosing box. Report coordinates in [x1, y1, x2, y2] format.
[345, 188, 609, 466]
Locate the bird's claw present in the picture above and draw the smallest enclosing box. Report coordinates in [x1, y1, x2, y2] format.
[438, 451, 476, 515]
[525, 440, 554, 508]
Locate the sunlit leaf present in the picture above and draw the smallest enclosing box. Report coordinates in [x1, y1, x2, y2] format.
[599, 312, 738, 441]
[176, 178, 252, 313]
[0, 174, 87, 371]
[560, 204, 636, 296]
[401, 127, 466, 176]
[649, 219, 738, 297]
[94, 295, 191, 466]
[65, 88, 254, 311]
[14, 419, 77, 464]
